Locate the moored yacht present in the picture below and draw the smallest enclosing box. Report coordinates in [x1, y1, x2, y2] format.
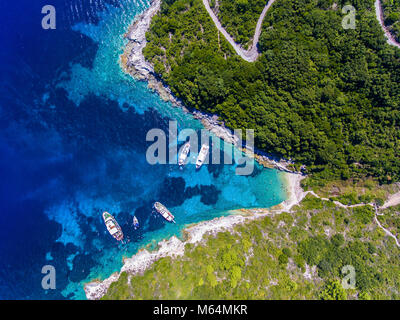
[178, 142, 191, 167]
[132, 216, 139, 230]
[102, 212, 124, 241]
[196, 144, 209, 169]
[153, 202, 176, 223]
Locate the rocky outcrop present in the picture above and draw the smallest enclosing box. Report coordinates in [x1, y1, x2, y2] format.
[121, 0, 185, 107]
[123, 0, 161, 80]
[84, 236, 187, 300]
[84, 272, 120, 301]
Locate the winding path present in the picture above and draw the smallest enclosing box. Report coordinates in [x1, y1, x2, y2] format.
[202, 0, 399, 63]
[375, 186, 400, 247]
[305, 189, 400, 248]
[202, 0, 276, 62]
[375, 0, 400, 49]
[374, 215, 400, 247]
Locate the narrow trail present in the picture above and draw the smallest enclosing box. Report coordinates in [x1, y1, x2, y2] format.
[375, 0, 400, 49]
[305, 190, 400, 248]
[202, 0, 276, 62]
[374, 214, 400, 247]
[374, 185, 400, 247]
[202, 0, 399, 63]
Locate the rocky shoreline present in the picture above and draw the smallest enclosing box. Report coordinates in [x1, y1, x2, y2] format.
[120, 0, 186, 107]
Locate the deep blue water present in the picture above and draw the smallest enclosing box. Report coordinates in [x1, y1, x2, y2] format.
[0, 0, 286, 299]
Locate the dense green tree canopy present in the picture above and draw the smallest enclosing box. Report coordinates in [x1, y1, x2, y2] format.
[144, 0, 400, 185]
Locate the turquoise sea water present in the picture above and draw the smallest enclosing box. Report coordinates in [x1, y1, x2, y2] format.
[0, 0, 286, 299]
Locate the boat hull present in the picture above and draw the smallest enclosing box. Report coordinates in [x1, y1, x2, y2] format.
[133, 216, 139, 229]
[178, 142, 191, 166]
[153, 202, 176, 223]
[196, 144, 209, 169]
[102, 212, 124, 241]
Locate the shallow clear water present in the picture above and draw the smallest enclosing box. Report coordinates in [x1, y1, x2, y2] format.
[0, 0, 286, 299]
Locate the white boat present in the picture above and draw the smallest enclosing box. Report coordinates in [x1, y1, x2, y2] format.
[132, 216, 139, 230]
[178, 142, 191, 167]
[102, 212, 124, 241]
[153, 202, 176, 223]
[196, 144, 209, 169]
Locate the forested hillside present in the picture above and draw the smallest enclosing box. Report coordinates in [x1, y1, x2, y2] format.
[103, 196, 400, 300]
[382, 0, 400, 42]
[209, 0, 267, 48]
[143, 0, 400, 185]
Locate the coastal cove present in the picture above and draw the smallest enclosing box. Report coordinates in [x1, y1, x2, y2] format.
[1, 0, 399, 301]
[57, 0, 290, 299]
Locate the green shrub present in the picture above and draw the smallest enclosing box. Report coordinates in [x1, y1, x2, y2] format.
[319, 280, 347, 300]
